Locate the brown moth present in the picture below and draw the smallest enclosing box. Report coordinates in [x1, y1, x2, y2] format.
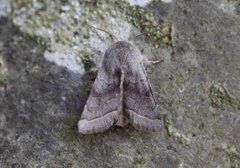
[78, 40, 163, 134]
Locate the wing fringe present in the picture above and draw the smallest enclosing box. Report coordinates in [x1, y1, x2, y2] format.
[127, 109, 163, 131]
[78, 111, 118, 134]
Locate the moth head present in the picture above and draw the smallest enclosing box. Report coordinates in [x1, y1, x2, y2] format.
[102, 41, 143, 75]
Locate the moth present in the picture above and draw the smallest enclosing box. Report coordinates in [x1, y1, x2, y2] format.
[78, 32, 163, 134]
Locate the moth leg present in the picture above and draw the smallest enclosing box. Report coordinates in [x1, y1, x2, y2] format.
[142, 55, 163, 65]
[142, 55, 163, 74]
[116, 68, 129, 127]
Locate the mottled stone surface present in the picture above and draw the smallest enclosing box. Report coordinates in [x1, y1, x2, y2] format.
[0, 0, 240, 167]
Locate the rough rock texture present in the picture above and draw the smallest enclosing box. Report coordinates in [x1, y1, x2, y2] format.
[0, 0, 240, 167]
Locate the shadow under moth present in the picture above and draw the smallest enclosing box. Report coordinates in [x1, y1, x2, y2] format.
[78, 40, 163, 134]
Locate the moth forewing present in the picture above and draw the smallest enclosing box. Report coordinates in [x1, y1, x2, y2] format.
[78, 41, 163, 134]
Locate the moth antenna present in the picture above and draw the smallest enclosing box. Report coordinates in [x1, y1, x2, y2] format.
[129, 32, 148, 40]
[89, 25, 119, 42]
